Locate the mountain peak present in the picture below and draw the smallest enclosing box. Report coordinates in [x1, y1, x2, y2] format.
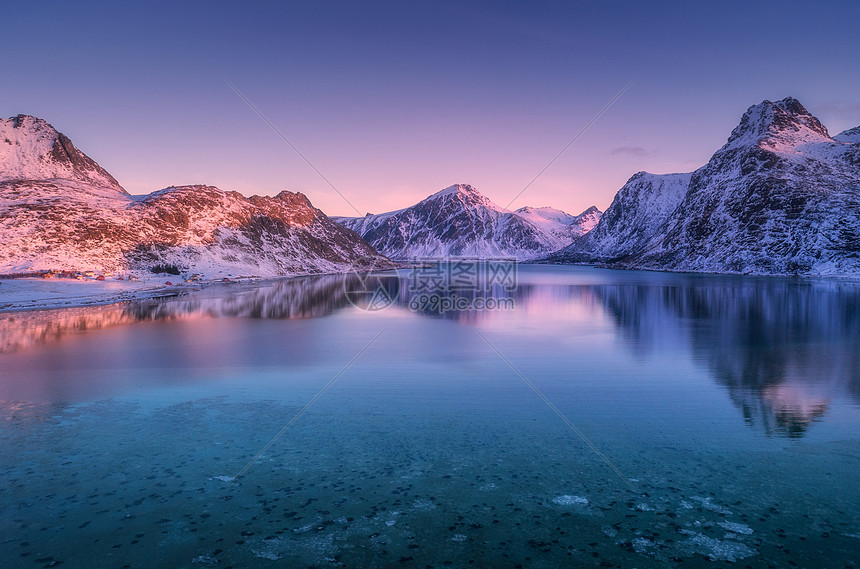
[725, 97, 830, 149]
[432, 183, 481, 198]
[834, 125, 860, 144]
[420, 183, 505, 210]
[334, 182, 601, 260]
[0, 114, 125, 193]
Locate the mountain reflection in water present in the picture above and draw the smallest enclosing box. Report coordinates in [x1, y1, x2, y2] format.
[585, 279, 860, 437]
[1, 268, 858, 438]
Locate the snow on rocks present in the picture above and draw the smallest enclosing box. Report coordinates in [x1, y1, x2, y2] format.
[0, 115, 391, 282]
[333, 184, 601, 260]
[548, 97, 860, 277]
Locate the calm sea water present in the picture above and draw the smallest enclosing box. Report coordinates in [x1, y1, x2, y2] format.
[1, 265, 858, 568]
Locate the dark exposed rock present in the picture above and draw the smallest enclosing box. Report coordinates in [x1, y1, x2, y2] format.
[547, 97, 860, 277]
[0, 116, 391, 275]
[1, 114, 125, 192]
[334, 184, 600, 260]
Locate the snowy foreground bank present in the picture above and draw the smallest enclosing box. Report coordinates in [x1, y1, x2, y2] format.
[0, 277, 197, 312]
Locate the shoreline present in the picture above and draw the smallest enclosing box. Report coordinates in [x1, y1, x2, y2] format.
[0, 276, 201, 313]
[0, 267, 397, 314]
[5, 261, 859, 315]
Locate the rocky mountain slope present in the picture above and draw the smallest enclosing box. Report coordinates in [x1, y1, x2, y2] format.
[550, 172, 691, 263]
[333, 184, 600, 260]
[1, 114, 124, 192]
[548, 98, 860, 276]
[0, 115, 388, 277]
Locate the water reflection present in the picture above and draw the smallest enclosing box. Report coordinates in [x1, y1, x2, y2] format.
[0, 275, 364, 353]
[587, 279, 860, 437]
[1, 268, 859, 437]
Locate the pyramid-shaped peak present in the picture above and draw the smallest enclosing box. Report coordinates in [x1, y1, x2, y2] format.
[0, 114, 125, 193]
[419, 183, 506, 212]
[433, 183, 482, 197]
[726, 97, 830, 147]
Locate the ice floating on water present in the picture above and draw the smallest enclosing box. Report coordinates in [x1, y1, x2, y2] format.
[211, 475, 234, 482]
[718, 521, 753, 535]
[632, 537, 654, 553]
[552, 495, 588, 506]
[681, 532, 757, 562]
[192, 554, 219, 566]
[690, 496, 733, 515]
[411, 498, 437, 511]
[252, 547, 283, 561]
[451, 534, 468, 542]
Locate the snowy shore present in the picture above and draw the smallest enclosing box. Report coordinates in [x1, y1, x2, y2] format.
[0, 276, 195, 312]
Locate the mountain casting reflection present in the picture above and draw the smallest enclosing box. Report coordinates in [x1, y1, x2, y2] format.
[2, 269, 858, 437]
[0, 274, 366, 353]
[587, 278, 860, 437]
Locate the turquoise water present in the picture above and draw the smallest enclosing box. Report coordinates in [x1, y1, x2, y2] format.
[1, 265, 858, 568]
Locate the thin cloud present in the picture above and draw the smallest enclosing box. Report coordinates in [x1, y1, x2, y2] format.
[816, 101, 860, 119]
[610, 146, 655, 157]
[815, 101, 860, 131]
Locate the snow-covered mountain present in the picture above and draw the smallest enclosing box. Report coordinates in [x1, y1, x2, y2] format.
[546, 172, 691, 263]
[0, 115, 389, 277]
[1, 115, 124, 192]
[834, 125, 860, 144]
[549, 98, 860, 276]
[333, 184, 600, 260]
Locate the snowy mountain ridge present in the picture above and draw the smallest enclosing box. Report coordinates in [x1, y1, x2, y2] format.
[333, 184, 601, 260]
[549, 97, 860, 277]
[834, 125, 860, 144]
[0, 115, 389, 277]
[0, 115, 125, 193]
[547, 172, 691, 264]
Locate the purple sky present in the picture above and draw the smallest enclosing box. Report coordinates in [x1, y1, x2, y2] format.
[5, 0, 860, 217]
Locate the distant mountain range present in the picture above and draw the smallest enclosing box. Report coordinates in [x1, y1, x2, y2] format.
[0, 115, 388, 277]
[547, 97, 860, 277]
[333, 184, 601, 260]
[2, 96, 858, 280]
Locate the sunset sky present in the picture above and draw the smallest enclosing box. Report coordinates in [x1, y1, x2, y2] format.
[5, 0, 860, 217]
